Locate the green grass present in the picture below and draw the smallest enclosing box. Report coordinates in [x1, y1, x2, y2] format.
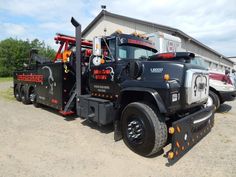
[0, 77, 12, 83]
[0, 88, 14, 101]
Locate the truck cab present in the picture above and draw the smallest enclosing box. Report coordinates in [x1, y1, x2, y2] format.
[80, 32, 210, 115]
[88, 33, 157, 99]
[77, 30, 214, 162]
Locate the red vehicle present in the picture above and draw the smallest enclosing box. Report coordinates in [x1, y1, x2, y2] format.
[208, 71, 236, 109]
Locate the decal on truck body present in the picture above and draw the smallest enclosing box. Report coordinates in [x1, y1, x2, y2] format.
[42, 66, 55, 95]
[150, 68, 163, 73]
[93, 67, 114, 81]
[17, 74, 43, 83]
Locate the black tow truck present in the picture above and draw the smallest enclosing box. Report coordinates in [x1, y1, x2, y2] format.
[13, 18, 214, 163]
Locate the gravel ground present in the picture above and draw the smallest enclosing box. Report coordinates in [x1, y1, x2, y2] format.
[0, 81, 235, 177]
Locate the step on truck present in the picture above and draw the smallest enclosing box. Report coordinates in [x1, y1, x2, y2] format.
[13, 18, 215, 164]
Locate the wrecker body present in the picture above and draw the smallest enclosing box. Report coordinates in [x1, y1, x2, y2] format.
[13, 18, 214, 163]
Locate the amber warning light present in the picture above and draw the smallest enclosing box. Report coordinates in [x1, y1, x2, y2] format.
[164, 74, 170, 81]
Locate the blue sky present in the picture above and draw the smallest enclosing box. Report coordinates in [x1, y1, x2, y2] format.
[0, 0, 235, 56]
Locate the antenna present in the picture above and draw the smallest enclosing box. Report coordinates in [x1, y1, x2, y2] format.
[101, 5, 106, 10]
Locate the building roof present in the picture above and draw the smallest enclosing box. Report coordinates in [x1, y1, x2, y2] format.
[82, 10, 233, 64]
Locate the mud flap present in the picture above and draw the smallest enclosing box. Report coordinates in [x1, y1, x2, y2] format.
[167, 106, 214, 165]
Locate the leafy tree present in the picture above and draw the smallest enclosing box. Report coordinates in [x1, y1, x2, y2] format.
[0, 38, 56, 77]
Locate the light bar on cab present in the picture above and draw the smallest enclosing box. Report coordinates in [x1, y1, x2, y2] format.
[156, 53, 176, 59]
[149, 52, 195, 61]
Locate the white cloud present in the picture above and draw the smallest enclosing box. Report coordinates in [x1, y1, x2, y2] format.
[0, 0, 236, 56]
[0, 23, 26, 36]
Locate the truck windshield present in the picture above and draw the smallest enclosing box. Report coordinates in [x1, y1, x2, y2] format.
[190, 57, 208, 69]
[118, 45, 155, 60]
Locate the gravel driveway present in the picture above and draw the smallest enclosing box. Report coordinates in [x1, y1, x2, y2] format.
[0, 81, 235, 177]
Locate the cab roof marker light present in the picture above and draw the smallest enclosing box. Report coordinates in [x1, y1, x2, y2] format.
[139, 34, 147, 39]
[115, 29, 122, 34]
[131, 31, 138, 36]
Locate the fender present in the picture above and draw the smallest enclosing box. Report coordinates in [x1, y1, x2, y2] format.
[118, 87, 167, 113]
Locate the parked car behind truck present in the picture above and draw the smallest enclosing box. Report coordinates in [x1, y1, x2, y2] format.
[13, 18, 215, 163]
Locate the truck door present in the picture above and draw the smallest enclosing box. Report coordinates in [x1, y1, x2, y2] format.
[89, 37, 119, 99]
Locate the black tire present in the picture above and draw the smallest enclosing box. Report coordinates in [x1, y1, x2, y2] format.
[31, 89, 40, 108]
[14, 85, 21, 102]
[33, 98, 40, 108]
[121, 102, 167, 157]
[209, 90, 220, 110]
[20, 86, 31, 105]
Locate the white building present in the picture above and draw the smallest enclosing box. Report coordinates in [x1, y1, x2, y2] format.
[228, 57, 236, 70]
[82, 10, 234, 71]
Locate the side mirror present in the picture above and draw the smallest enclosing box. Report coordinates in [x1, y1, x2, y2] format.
[93, 37, 102, 56]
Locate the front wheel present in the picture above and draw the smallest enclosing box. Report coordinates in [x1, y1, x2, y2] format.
[121, 102, 167, 157]
[207, 90, 220, 110]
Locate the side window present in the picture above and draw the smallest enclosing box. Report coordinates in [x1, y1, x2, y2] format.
[204, 61, 211, 69]
[134, 49, 143, 58]
[191, 57, 208, 69]
[101, 38, 116, 61]
[108, 39, 116, 61]
[211, 63, 217, 70]
[119, 48, 127, 58]
[190, 58, 198, 65]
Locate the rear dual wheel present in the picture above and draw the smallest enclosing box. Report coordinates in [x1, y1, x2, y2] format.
[121, 102, 167, 157]
[14, 84, 40, 108]
[20, 86, 31, 105]
[14, 85, 21, 102]
[31, 89, 40, 108]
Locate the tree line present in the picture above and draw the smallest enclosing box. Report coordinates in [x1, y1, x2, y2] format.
[0, 38, 56, 77]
